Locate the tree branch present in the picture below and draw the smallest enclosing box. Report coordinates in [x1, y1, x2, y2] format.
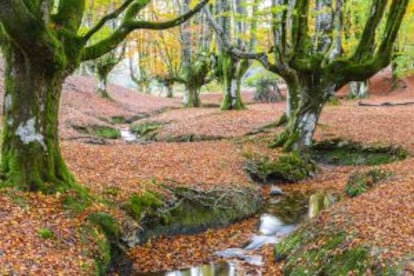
[82, 0, 135, 43]
[53, 0, 86, 32]
[203, 6, 278, 73]
[81, 0, 210, 61]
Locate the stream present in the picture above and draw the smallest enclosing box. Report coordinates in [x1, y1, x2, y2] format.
[120, 127, 138, 142]
[136, 191, 310, 276]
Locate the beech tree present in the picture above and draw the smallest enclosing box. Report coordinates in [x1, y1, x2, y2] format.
[215, 0, 259, 110]
[0, 0, 209, 192]
[206, 0, 409, 152]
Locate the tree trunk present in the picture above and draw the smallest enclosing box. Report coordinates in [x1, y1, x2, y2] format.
[276, 75, 300, 126]
[1, 47, 74, 192]
[183, 87, 201, 107]
[272, 80, 331, 152]
[97, 71, 112, 99]
[348, 80, 369, 98]
[220, 54, 246, 110]
[166, 84, 174, 98]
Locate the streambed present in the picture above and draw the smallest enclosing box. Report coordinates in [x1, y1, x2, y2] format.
[135, 191, 312, 276]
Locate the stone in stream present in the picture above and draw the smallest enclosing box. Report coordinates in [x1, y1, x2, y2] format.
[270, 185, 284, 196]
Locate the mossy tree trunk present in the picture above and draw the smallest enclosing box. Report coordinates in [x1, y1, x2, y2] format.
[0, 0, 209, 192]
[96, 68, 112, 99]
[183, 86, 201, 107]
[348, 80, 369, 98]
[273, 76, 332, 151]
[1, 46, 74, 191]
[220, 53, 247, 110]
[205, 0, 409, 152]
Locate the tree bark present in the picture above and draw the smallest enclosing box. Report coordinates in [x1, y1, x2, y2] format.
[183, 87, 201, 107]
[220, 54, 246, 110]
[96, 71, 112, 99]
[1, 46, 74, 191]
[348, 80, 369, 98]
[272, 77, 331, 152]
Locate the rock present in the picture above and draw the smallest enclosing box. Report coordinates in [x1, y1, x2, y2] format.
[270, 185, 284, 196]
[308, 192, 337, 218]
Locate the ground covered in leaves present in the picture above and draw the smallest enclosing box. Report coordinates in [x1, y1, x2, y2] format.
[0, 70, 413, 274]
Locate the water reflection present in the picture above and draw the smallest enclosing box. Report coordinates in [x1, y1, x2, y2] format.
[137, 262, 236, 276]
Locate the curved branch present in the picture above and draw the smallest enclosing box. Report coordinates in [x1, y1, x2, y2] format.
[0, 0, 39, 48]
[81, 0, 210, 61]
[82, 0, 135, 43]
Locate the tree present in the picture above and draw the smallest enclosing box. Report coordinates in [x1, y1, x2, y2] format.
[0, 0, 209, 192]
[177, 0, 213, 107]
[206, 0, 409, 152]
[215, 0, 259, 110]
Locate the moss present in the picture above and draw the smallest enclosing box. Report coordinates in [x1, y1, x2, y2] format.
[327, 95, 341, 105]
[129, 121, 163, 140]
[123, 190, 164, 222]
[80, 223, 111, 275]
[84, 212, 123, 275]
[122, 185, 262, 243]
[311, 139, 407, 166]
[274, 229, 306, 261]
[110, 116, 127, 124]
[62, 187, 93, 214]
[75, 125, 121, 139]
[88, 212, 120, 241]
[91, 126, 121, 139]
[244, 151, 315, 183]
[345, 169, 392, 197]
[278, 230, 372, 275]
[37, 228, 55, 239]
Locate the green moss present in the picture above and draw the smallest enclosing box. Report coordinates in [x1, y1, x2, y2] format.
[84, 212, 123, 275]
[62, 187, 93, 214]
[91, 126, 121, 139]
[278, 230, 372, 275]
[129, 121, 163, 140]
[88, 212, 120, 241]
[311, 139, 407, 166]
[274, 229, 306, 261]
[345, 169, 392, 197]
[122, 185, 262, 243]
[74, 125, 121, 139]
[244, 151, 315, 183]
[123, 190, 164, 222]
[37, 228, 55, 239]
[110, 116, 127, 124]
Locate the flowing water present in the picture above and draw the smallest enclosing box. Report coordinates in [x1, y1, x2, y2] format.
[120, 128, 138, 142]
[136, 192, 309, 276]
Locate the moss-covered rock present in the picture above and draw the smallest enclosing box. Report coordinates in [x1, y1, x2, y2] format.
[129, 121, 164, 141]
[244, 151, 316, 183]
[345, 169, 392, 197]
[311, 139, 407, 166]
[122, 186, 262, 243]
[74, 125, 121, 139]
[83, 212, 133, 275]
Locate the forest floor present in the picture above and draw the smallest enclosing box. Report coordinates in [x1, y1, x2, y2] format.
[0, 70, 413, 275]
